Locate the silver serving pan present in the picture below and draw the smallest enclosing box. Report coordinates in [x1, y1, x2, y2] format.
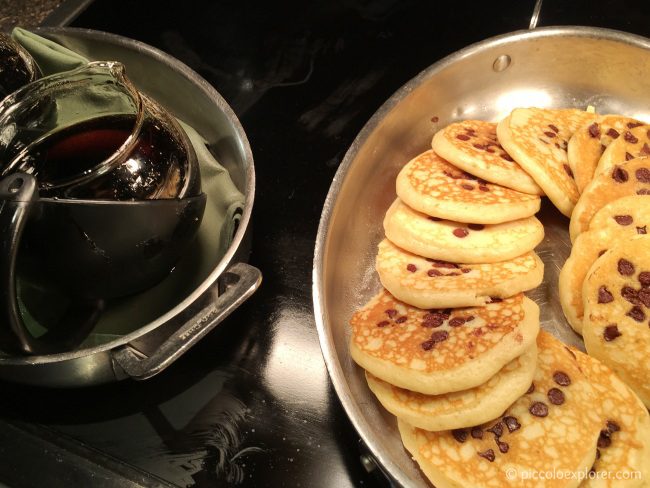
[0, 27, 261, 387]
[313, 26, 650, 486]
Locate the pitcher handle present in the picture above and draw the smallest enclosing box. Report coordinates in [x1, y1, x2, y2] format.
[0, 173, 39, 354]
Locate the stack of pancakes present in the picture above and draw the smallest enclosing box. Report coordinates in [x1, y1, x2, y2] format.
[559, 116, 650, 414]
[348, 109, 650, 487]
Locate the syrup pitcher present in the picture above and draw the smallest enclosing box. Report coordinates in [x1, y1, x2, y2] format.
[0, 32, 41, 98]
[0, 61, 206, 355]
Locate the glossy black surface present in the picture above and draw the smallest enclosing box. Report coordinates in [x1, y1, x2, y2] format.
[1, 1, 650, 487]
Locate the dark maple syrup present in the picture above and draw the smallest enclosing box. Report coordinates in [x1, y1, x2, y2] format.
[16, 114, 188, 200]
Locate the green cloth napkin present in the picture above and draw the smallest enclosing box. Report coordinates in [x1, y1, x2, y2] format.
[11, 28, 246, 340]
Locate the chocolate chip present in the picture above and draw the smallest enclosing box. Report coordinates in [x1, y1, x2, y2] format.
[627, 306, 646, 322]
[641, 143, 650, 156]
[453, 228, 469, 238]
[427, 269, 442, 277]
[606, 420, 620, 433]
[470, 427, 483, 439]
[529, 402, 549, 417]
[457, 134, 470, 141]
[598, 430, 612, 448]
[421, 340, 435, 350]
[621, 286, 640, 304]
[637, 226, 648, 234]
[473, 143, 487, 150]
[487, 422, 503, 438]
[544, 131, 556, 138]
[422, 313, 444, 328]
[406, 263, 417, 272]
[452, 429, 468, 443]
[553, 371, 571, 386]
[478, 449, 495, 462]
[497, 441, 509, 454]
[501, 154, 514, 162]
[547, 388, 565, 405]
[503, 416, 521, 432]
[613, 215, 633, 225]
[638, 189, 650, 195]
[588, 123, 600, 138]
[607, 128, 620, 139]
[464, 315, 475, 322]
[468, 223, 485, 231]
[563, 164, 574, 177]
[377, 320, 389, 327]
[461, 183, 474, 190]
[598, 286, 614, 303]
[624, 131, 639, 143]
[489, 297, 503, 303]
[549, 124, 560, 133]
[395, 316, 407, 324]
[430, 330, 449, 344]
[486, 148, 495, 153]
[618, 259, 635, 276]
[478, 184, 489, 192]
[639, 288, 650, 308]
[626, 152, 635, 161]
[432, 261, 459, 271]
[431, 116, 439, 123]
[612, 166, 629, 182]
[461, 268, 471, 273]
[636, 168, 650, 183]
[526, 383, 535, 394]
[385, 309, 398, 318]
[604, 324, 622, 341]
[449, 317, 466, 328]
[639, 272, 650, 286]
[628, 122, 643, 129]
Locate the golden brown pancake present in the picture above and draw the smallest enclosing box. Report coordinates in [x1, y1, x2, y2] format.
[567, 115, 643, 193]
[398, 331, 602, 488]
[497, 107, 597, 216]
[383, 198, 544, 264]
[569, 157, 650, 242]
[376, 238, 544, 308]
[431, 120, 543, 195]
[349, 290, 539, 395]
[582, 235, 650, 408]
[594, 124, 650, 179]
[574, 350, 650, 488]
[395, 149, 541, 224]
[365, 344, 537, 431]
[560, 196, 650, 333]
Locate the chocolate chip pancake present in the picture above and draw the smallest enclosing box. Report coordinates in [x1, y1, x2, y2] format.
[574, 350, 650, 488]
[365, 344, 537, 431]
[395, 149, 541, 224]
[383, 198, 544, 264]
[376, 238, 544, 309]
[567, 115, 643, 193]
[594, 124, 650, 179]
[497, 107, 597, 216]
[582, 235, 650, 408]
[397, 331, 602, 488]
[430, 120, 543, 195]
[569, 157, 650, 242]
[349, 290, 539, 395]
[559, 196, 650, 334]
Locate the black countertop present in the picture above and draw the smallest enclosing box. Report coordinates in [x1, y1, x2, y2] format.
[1, 1, 650, 487]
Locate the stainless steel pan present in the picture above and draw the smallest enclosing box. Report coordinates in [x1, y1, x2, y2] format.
[0, 28, 261, 387]
[313, 26, 650, 486]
